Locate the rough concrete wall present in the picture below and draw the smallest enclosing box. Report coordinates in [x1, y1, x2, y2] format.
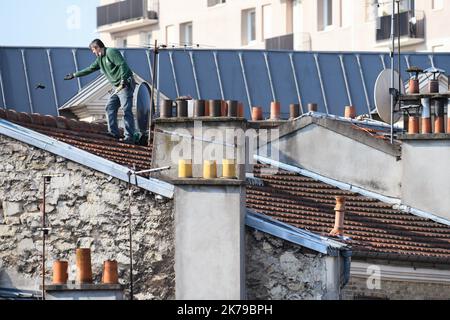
[275, 124, 402, 198]
[342, 276, 450, 300]
[245, 228, 328, 300]
[0, 135, 175, 300]
[401, 140, 450, 220]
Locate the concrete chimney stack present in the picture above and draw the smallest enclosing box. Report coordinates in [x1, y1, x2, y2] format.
[151, 109, 248, 299]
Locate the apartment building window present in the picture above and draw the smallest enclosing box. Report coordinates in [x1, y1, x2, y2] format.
[318, 0, 333, 31]
[341, 0, 352, 27]
[147, 32, 152, 46]
[365, 0, 378, 22]
[207, 0, 226, 7]
[180, 22, 193, 45]
[262, 5, 273, 40]
[377, 0, 414, 16]
[242, 8, 256, 45]
[432, 0, 444, 10]
[140, 32, 152, 46]
[116, 37, 127, 48]
[166, 25, 176, 46]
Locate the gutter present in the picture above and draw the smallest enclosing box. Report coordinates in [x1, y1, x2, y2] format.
[246, 210, 350, 256]
[246, 210, 352, 288]
[298, 111, 404, 132]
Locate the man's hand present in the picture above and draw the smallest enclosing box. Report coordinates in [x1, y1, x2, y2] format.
[111, 79, 128, 95]
[110, 84, 125, 96]
[120, 79, 129, 89]
[64, 73, 75, 80]
[115, 84, 125, 95]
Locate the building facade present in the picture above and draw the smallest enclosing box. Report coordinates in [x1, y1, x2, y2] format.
[97, 0, 450, 52]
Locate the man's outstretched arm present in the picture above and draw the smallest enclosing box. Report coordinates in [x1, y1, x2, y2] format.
[65, 60, 100, 80]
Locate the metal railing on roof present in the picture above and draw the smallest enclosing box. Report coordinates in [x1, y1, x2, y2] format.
[265, 34, 294, 51]
[97, 0, 159, 28]
[376, 10, 425, 41]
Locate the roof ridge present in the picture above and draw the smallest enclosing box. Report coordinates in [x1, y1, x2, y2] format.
[0, 117, 173, 198]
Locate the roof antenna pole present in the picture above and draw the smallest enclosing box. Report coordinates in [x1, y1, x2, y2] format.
[147, 40, 159, 147]
[41, 176, 48, 301]
[127, 167, 135, 301]
[397, 0, 402, 137]
[40, 174, 63, 300]
[390, 0, 396, 144]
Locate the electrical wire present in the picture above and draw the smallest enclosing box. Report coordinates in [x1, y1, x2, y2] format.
[127, 42, 218, 50]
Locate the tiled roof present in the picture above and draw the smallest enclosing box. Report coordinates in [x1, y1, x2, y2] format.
[247, 164, 450, 264]
[0, 109, 153, 172]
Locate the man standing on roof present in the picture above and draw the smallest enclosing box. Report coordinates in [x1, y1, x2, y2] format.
[64, 39, 137, 144]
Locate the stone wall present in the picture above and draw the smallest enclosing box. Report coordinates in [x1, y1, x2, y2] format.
[245, 228, 329, 300]
[0, 134, 175, 300]
[342, 275, 450, 300]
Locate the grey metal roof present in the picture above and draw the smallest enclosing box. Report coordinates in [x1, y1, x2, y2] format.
[1, 46, 450, 119]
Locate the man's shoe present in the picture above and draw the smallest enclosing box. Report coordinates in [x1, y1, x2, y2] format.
[120, 137, 135, 145]
[106, 132, 120, 139]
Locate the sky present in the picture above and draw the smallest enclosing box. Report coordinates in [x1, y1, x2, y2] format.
[0, 0, 100, 47]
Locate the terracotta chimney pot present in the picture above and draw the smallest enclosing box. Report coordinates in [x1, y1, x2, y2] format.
[52, 260, 68, 285]
[330, 196, 346, 237]
[102, 260, 119, 284]
[76, 248, 93, 284]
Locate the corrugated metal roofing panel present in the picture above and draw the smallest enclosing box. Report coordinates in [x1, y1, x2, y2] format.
[246, 210, 349, 256]
[1, 47, 450, 119]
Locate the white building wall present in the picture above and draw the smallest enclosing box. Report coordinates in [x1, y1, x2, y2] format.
[98, 0, 450, 52]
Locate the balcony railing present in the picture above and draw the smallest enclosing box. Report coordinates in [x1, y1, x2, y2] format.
[97, 0, 159, 28]
[376, 10, 425, 42]
[265, 34, 294, 50]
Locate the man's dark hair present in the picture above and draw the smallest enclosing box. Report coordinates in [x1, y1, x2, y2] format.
[89, 39, 105, 49]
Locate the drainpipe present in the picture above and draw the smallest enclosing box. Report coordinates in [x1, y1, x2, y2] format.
[341, 249, 352, 287]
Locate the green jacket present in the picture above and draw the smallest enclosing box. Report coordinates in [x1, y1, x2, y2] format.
[74, 48, 133, 87]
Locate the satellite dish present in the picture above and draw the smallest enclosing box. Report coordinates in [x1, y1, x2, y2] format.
[134, 81, 153, 134]
[374, 69, 405, 124]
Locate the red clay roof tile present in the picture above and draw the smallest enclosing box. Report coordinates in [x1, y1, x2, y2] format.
[1, 111, 153, 172]
[247, 164, 450, 263]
